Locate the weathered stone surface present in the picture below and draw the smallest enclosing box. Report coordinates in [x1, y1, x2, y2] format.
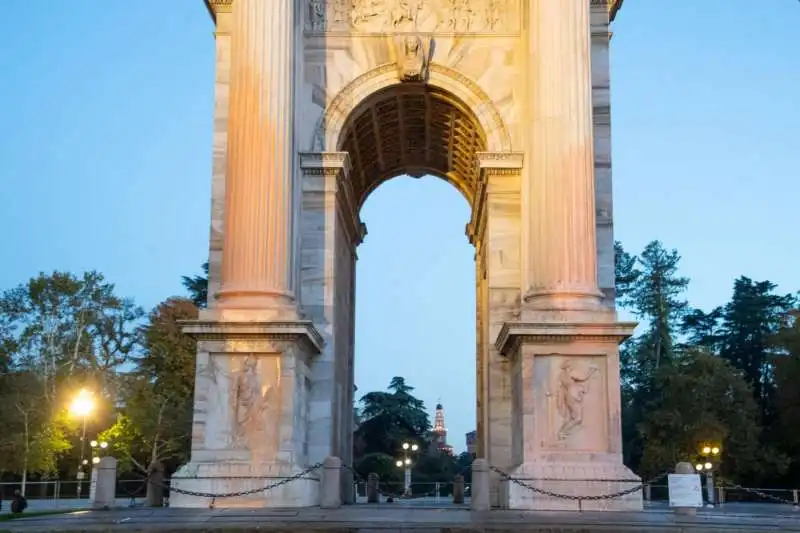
[184, 0, 633, 511]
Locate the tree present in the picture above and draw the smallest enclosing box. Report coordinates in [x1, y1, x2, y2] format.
[681, 307, 724, 352]
[614, 241, 640, 308]
[99, 298, 198, 473]
[0, 271, 143, 400]
[355, 377, 431, 457]
[0, 372, 72, 493]
[627, 241, 689, 373]
[182, 262, 209, 309]
[718, 277, 796, 423]
[772, 310, 800, 485]
[636, 351, 776, 482]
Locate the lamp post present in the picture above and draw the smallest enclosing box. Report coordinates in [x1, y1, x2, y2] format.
[69, 389, 95, 499]
[395, 442, 419, 496]
[695, 444, 721, 506]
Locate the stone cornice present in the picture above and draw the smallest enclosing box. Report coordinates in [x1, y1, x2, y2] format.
[609, 0, 624, 22]
[204, 0, 233, 24]
[299, 152, 366, 248]
[180, 320, 324, 353]
[591, 0, 623, 22]
[467, 152, 523, 245]
[495, 321, 637, 356]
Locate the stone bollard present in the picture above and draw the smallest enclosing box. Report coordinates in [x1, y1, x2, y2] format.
[367, 473, 379, 503]
[146, 461, 165, 507]
[320, 457, 342, 509]
[452, 474, 465, 504]
[91, 457, 118, 510]
[471, 459, 490, 512]
[673, 462, 698, 516]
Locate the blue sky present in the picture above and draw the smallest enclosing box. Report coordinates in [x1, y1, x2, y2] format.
[1, 1, 798, 452]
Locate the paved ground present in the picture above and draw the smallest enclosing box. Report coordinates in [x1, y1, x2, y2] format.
[12, 495, 800, 516]
[2, 503, 800, 533]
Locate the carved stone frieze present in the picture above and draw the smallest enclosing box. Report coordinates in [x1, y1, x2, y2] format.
[305, 0, 520, 35]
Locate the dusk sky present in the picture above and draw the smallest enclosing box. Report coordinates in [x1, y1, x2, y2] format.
[2, 1, 798, 452]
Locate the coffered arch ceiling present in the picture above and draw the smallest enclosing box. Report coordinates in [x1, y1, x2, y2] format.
[338, 84, 488, 209]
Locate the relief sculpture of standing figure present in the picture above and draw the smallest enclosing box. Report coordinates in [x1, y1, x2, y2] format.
[555, 360, 599, 441]
[233, 356, 265, 449]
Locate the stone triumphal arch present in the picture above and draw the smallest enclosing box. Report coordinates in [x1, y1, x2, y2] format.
[171, 0, 640, 511]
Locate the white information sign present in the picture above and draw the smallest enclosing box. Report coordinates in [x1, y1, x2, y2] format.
[668, 474, 703, 507]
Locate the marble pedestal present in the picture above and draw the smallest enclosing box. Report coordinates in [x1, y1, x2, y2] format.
[170, 318, 323, 508]
[496, 320, 642, 512]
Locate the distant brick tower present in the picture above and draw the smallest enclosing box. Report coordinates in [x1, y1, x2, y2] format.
[431, 402, 454, 455]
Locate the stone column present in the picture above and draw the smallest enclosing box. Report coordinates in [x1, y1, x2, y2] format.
[525, 0, 603, 311]
[216, 0, 298, 310]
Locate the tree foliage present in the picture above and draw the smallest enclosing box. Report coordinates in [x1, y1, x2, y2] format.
[181, 262, 209, 309]
[355, 377, 431, 456]
[617, 240, 796, 486]
[100, 298, 197, 473]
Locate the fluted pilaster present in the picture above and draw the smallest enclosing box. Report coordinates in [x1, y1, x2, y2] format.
[217, 0, 296, 309]
[525, 0, 602, 310]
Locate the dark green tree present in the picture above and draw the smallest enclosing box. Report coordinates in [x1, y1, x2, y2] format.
[182, 262, 209, 308]
[718, 277, 796, 423]
[355, 377, 431, 457]
[681, 307, 724, 352]
[773, 310, 800, 485]
[635, 350, 777, 483]
[614, 240, 640, 308]
[628, 241, 689, 373]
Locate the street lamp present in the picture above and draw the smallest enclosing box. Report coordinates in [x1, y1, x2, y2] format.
[697, 443, 721, 506]
[69, 389, 95, 499]
[90, 439, 109, 465]
[396, 442, 419, 496]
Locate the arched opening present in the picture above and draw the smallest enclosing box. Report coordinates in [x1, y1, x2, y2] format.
[337, 83, 488, 209]
[337, 83, 487, 493]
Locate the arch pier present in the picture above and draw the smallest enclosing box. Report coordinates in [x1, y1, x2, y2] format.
[171, 0, 639, 512]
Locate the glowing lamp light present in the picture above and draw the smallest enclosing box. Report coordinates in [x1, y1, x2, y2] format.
[90, 440, 98, 448]
[411, 444, 419, 452]
[704, 462, 713, 470]
[92, 457, 101, 465]
[702, 446, 711, 455]
[402, 443, 410, 450]
[99, 441, 108, 449]
[695, 464, 703, 471]
[82, 459, 89, 466]
[70, 389, 94, 418]
[711, 447, 720, 455]
[396, 460, 403, 467]
[404, 458, 411, 465]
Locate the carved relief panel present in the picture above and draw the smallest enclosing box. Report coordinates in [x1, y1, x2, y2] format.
[200, 353, 283, 461]
[534, 355, 608, 452]
[305, 0, 521, 35]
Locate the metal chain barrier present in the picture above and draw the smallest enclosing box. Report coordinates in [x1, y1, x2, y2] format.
[341, 463, 438, 501]
[490, 465, 668, 507]
[163, 462, 323, 508]
[718, 477, 799, 507]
